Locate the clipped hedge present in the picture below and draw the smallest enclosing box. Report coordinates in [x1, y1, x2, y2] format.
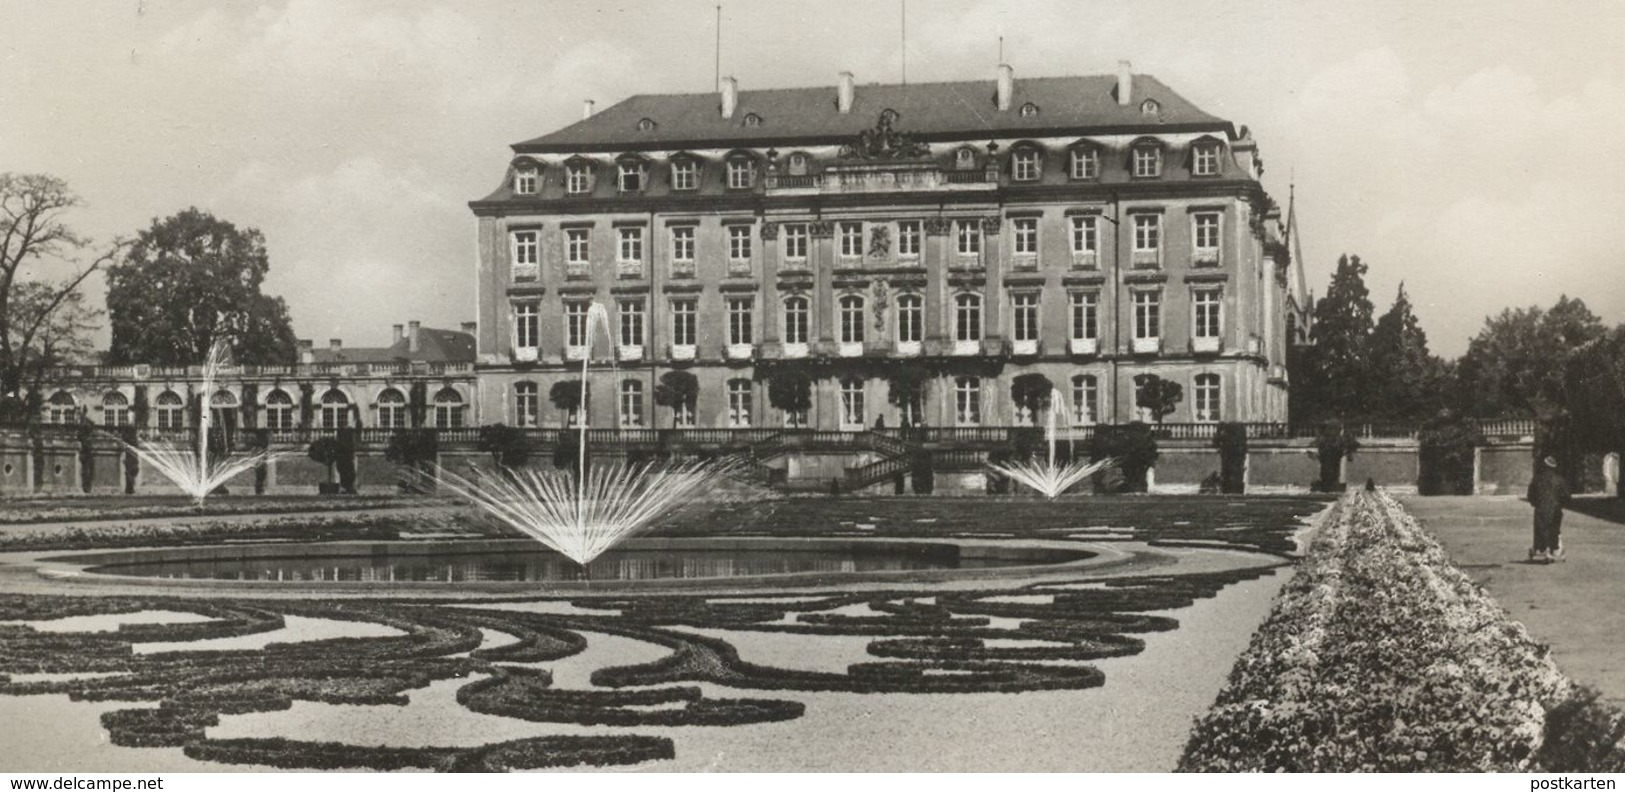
[1180, 491, 1574, 771]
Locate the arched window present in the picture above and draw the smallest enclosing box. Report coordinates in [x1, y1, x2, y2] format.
[1019, 102, 1040, 117]
[208, 389, 238, 430]
[1131, 138, 1163, 178]
[154, 391, 185, 430]
[1069, 144, 1100, 180]
[743, 112, 764, 128]
[101, 392, 129, 427]
[727, 379, 753, 427]
[1195, 374, 1221, 423]
[955, 147, 978, 171]
[726, 154, 755, 190]
[1191, 137, 1223, 177]
[955, 377, 982, 426]
[434, 387, 465, 429]
[514, 382, 539, 428]
[264, 389, 294, 431]
[954, 294, 982, 342]
[669, 155, 699, 191]
[839, 378, 866, 430]
[787, 152, 809, 176]
[895, 294, 923, 345]
[45, 391, 76, 425]
[565, 159, 594, 194]
[616, 156, 647, 192]
[512, 163, 538, 195]
[320, 389, 350, 429]
[618, 380, 644, 428]
[1071, 374, 1099, 425]
[377, 388, 407, 429]
[838, 294, 866, 344]
[1011, 146, 1041, 181]
[782, 295, 810, 346]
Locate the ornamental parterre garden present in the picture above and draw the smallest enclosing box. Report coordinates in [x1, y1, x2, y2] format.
[1, 493, 1622, 772]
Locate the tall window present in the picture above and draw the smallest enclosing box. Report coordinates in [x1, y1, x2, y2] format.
[1133, 290, 1161, 341]
[514, 301, 539, 350]
[514, 382, 539, 427]
[1133, 214, 1161, 253]
[618, 161, 645, 192]
[783, 224, 808, 261]
[897, 221, 921, 258]
[618, 227, 644, 262]
[727, 379, 753, 427]
[727, 297, 754, 345]
[1132, 145, 1162, 178]
[1070, 147, 1099, 180]
[956, 221, 981, 256]
[838, 222, 863, 258]
[566, 228, 590, 266]
[618, 299, 645, 347]
[1012, 293, 1040, 342]
[619, 380, 644, 427]
[896, 294, 922, 344]
[377, 388, 407, 429]
[101, 392, 129, 427]
[1193, 213, 1220, 259]
[670, 226, 695, 269]
[155, 391, 184, 429]
[671, 159, 697, 191]
[1012, 217, 1038, 256]
[726, 158, 753, 189]
[320, 389, 350, 429]
[40, 391, 74, 424]
[954, 377, 981, 426]
[565, 301, 590, 349]
[1194, 289, 1222, 339]
[671, 299, 697, 346]
[783, 296, 809, 345]
[839, 294, 865, 344]
[672, 392, 696, 427]
[433, 388, 464, 428]
[1193, 144, 1220, 176]
[264, 390, 294, 430]
[1194, 374, 1221, 422]
[1072, 375, 1099, 425]
[954, 293, 982, 341]
[1070, 216, 1098, 256]
[1012, 149, 1040, 181]
[566, 162, 591, 194]
[208, 391, 237, 431]
[1070, 292, 1099, 341]
[728, 225, 752, 262]
[839, 378, 865, 429]
[514, 167, 537, 194]
[512, 231, 538, 268]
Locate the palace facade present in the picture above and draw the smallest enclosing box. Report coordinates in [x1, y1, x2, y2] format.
[469, 64, 1308, 433]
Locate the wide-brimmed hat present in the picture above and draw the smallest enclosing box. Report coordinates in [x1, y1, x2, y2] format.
[1543, 456, 1559, 468]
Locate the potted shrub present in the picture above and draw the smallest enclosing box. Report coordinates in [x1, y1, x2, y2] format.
[307, 437, 342, 495]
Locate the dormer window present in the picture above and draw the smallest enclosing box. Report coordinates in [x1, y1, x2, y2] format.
[787, 152, 809, 176]
[637, 117, 657, 131]
[743, 112, 764, 127]
[1012, 148, 1041, 181]
[955, 147, 977, 171]
[1070, 147, 1100, 180]
[671, 158, 698, 191]
[1192, 141, 1222, 177]
[726, 156, 755, 189]
[1140, 99, 1161, 116]
[565, 161, 592, 194]
[617, 159, 647, 192]
[1131, 142, 1163, 179]
[513, 166, 538, 195]
[880, 108, 900, 125]
[1019, 102, 1040, 117]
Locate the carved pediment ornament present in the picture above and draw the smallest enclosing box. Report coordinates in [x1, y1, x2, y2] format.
[923, 217, 952, 236]
[759, 221, 779, 240]
[809, 220, 836, 239]
[980, 215, 1003, 233]
[839, 112, 930, 160]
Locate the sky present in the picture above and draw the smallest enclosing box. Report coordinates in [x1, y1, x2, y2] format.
[3, 0, 1622, 358]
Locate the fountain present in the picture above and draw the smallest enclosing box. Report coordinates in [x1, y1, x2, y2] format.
[123, 341, 287, 506]
[432, 301, 739, 567]
[986, 398, 1114, 499]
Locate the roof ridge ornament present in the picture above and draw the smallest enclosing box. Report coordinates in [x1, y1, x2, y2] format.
[839, 111, 929, 160]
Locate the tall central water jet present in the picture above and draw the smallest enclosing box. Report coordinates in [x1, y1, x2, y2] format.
[434, 301, 739, 567]
[986, 398, 1113, 499]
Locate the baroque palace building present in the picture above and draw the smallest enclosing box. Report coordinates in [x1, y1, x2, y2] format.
[469, 63, 1308, 433]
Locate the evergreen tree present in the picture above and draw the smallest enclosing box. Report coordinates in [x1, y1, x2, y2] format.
[1303, 254, 1375, 422]
[1367, 283, 1447, 420]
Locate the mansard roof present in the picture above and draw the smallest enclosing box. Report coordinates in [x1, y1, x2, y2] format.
[514, 74, 1230, 154]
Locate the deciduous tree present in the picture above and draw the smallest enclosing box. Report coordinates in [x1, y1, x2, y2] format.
[1133, 373, 1183, 424]
[652, 370, 699, 428]
[1455, 296, 1604, 418]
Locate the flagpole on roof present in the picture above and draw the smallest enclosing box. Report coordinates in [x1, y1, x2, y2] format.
[714, 5, 722, 89]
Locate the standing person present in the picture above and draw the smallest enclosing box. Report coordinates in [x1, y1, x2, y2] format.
[1528, 455, 1571, 563]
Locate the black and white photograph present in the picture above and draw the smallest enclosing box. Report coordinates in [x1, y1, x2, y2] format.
[1, 0, 1623, 778]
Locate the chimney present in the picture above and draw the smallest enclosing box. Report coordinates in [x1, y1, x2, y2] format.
[1116, 60, 1133, 106]
[329, 338, 342, 351]
[460, 321, 477, 335]
[391, 324, 404, 345]
[719, 76, 738, 119]
[582, 99, 595, 120]
[996, 64, 1014, 111]
[297, 339, 313, 365]
[837, 71, 855, 114]
[408, 320, 421, 354]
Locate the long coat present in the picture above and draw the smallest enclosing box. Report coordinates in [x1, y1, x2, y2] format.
[1528, 465, 1570, 530]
